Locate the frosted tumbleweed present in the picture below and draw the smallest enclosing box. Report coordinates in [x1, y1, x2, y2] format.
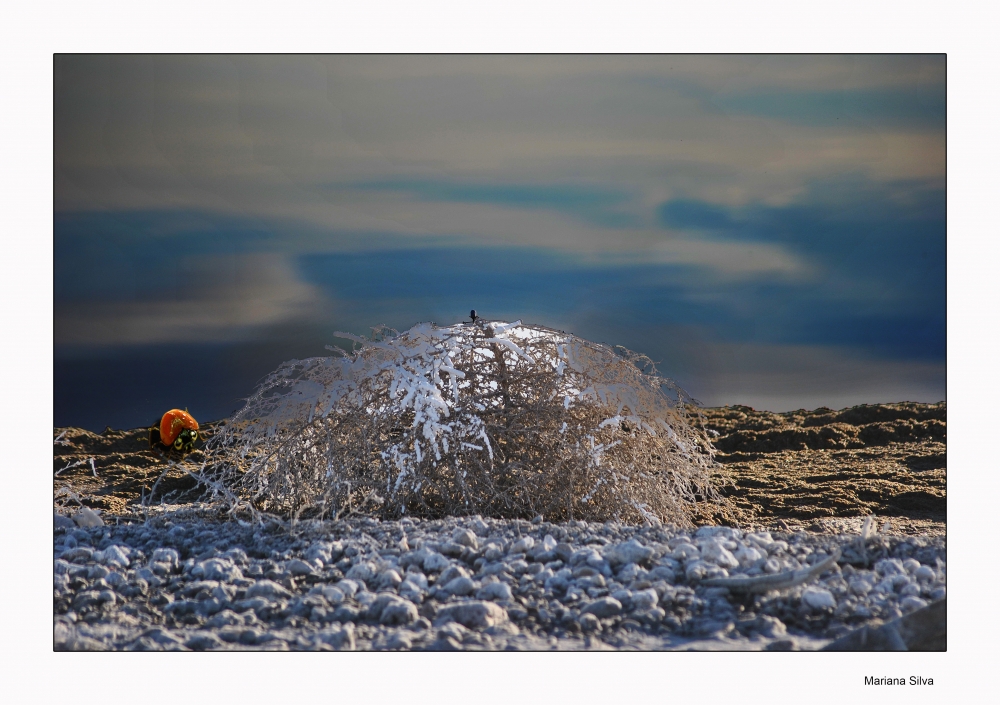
[200, 320, 728, 525]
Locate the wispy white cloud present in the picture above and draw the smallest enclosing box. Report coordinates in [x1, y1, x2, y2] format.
[55, 254, 328, 346]
[55, 55, 945, 229]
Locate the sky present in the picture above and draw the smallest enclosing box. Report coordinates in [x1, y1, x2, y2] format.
[53, 55, 946, 430]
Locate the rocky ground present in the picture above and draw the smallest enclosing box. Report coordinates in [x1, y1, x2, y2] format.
[52, 401, 946, 651]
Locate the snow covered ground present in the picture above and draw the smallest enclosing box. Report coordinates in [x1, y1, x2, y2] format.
[53, 509, 945, 651]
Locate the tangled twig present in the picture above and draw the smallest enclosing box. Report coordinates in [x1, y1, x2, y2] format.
[198, 320, 728, 525]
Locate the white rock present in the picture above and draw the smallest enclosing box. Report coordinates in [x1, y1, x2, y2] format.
[192, 558, 243, 582]
[604, 539, 654, 566]
[423, 552, 451, 573]
[685, 560, 727, 582]
[699, 539, 739, 569]
[399, 547, 431, 568]
[305, 542, 333, 565]
[367, 593, 411, 621]
[671, 543, 700, 561]
[317, 625, 355, 650]
[386, 632, 413, 650]
[245, 580, 292, 600]
[761, 540, 788, 555]
[476, 581, 513, 601]
[437, 621, 470, 642]
[485, 621, 520, 638]
[610, 589, 632, 605]
[508, 559, 530, 574]
[617, 563, 641, 582]
[436, 600, 508, 629]
[509, 536, 534, 554]
[901, 596, 929, 613]
[187, 631, 228, 651]
[336, 579, 360, 597]
[206, 610, 243, 628]
[755, 615, 787, 638]
[376, 569, 403, 589]
[894, 573, 913, 591]
[345, 561, 376, 582]
[438, 565, 470, 584]
[380, 598, 418, 626]
[480, 562, 508, 577]
[399, 580, 426, 602]
[442, 576, 477, 596]
[849, 578, 873, 596]
[695, 526, 737, 540]
[74, 507, 104, 528]
[223, 547, 248, 564]
[95, 545, 130, 568]
[151, 548, 180, 566]
[318, 585, 346, 604]
[211, 584, 234, 602]
[914, 565, 936, 582]
[873, 578, 896, 595]
[582, 597, 622, 618]
[733, 545, 765, 565]
[286, 559, 316, 577]
[543, 534, 557, 551]
[440, 541, 466, 557]
[647, 565, 674, 582]
[150, 561, 173, 577]
[631, 588, 659, 611]
[801, 587, 836, 610]
[403, 571, 428, 590]
[451, 528, 478, 549]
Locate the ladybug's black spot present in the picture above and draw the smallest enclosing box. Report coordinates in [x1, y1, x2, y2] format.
[148, 424, 199, 458]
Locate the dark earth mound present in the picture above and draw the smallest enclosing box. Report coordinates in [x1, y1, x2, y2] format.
[53, 402, 945, 535]
[699, 402, 945, 535]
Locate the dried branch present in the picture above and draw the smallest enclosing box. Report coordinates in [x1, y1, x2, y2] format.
[701, 548, 842, 594]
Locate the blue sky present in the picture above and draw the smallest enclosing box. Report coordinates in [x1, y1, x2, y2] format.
[54, 55, 946, 430]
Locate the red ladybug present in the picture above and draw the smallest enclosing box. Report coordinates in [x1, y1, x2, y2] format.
[148, 409, 200, 455]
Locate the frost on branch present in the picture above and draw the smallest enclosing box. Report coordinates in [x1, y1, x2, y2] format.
[202, 320, 727, 525]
